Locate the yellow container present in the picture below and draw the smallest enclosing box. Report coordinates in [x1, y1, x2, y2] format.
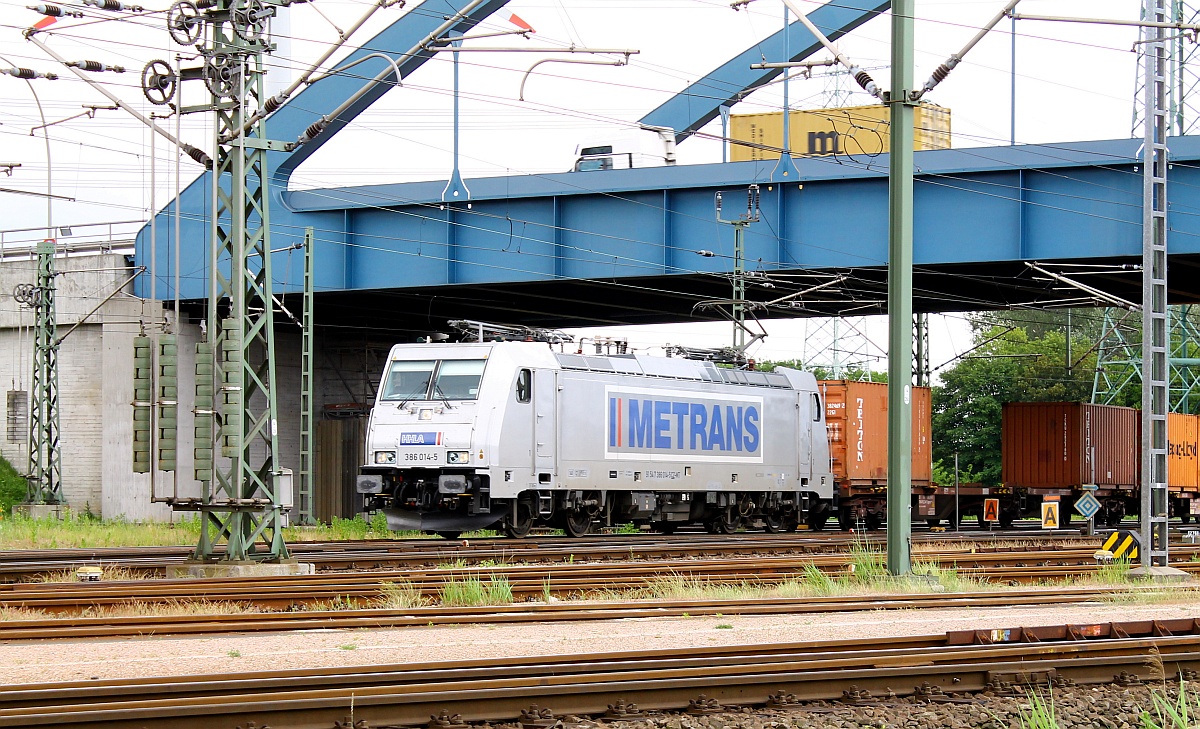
[729, 103, 951, 161]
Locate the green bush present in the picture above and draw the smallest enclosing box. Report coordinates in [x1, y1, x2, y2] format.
[0, 456, 27, 515]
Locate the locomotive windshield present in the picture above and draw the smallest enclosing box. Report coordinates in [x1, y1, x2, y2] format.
[434, 359, 486, 399]
[381, 360, 435, 401]
[381, 358, 487, 401]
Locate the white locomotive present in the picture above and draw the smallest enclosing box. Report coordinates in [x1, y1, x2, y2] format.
[357, 339, 835, 537]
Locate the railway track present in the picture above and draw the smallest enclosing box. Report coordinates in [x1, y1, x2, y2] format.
[0, 585, 1188, 641]
[2, 548, 1197, 613]
[3, 618, 1199, 728]
[0, 529, 1152, 583]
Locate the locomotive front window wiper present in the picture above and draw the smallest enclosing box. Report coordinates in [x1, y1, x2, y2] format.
[433, 384, 456, 410]
[397, 386, 431, 409]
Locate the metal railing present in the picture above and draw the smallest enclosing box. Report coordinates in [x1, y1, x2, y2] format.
[0, 219, 144, 261]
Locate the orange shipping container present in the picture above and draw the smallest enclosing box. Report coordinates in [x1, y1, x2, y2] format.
[820, 380, 932, 487]
[1001, 402, 1138, 489]
[1168, 412, 1200, 491]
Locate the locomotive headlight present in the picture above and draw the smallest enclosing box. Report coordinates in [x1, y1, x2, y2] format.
[446, 450, 470, 465]
[374, 450, 397, 464]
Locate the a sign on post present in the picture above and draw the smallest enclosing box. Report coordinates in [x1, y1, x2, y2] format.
[1041, 501, 1060, 529]
[1101, 530, 1140, 561]
[983, 498, 1000, 523]
[1074, 492, 1101, 521]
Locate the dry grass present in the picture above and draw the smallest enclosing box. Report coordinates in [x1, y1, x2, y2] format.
[376, 580, 426, 609]
[0, 606, 49, 622]
[79, 599, 260, 618]
[31, 565, 152, 583]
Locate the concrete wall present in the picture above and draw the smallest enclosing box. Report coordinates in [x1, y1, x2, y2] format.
[1, 250, 406, 521]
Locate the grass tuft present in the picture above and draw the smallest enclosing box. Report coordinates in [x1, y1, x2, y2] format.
[1019, 691, 1058, 729]
[376, 580, 425, 609]
[438, 574, 514, 607]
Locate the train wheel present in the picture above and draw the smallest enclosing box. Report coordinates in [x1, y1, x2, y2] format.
[436, 531, 462, 540]
[655, 522, 677, 534]
[863, 513, 882, 531]
[1182, 514, 1193, 525]
[999, 514, 1015, 529]
[711, 507, 740, 534]
[763, 514, 784, 533]
[564, 510, 592, 538]
[504, 503, 534, 538]
[838, 510, 854, 531]
[925, 518, 941, 528]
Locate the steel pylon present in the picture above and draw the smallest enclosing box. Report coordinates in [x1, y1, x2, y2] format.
[190, 0, 289, 562]
[1092, 306, 1200, 413]
[26, 238, 62, 505]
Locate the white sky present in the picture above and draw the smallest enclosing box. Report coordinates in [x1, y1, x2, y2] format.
[0, 0, 1141, 376]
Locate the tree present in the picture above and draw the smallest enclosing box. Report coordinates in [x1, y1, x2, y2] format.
[755, 359, 887, 382]
[932, 324, 1096, 485]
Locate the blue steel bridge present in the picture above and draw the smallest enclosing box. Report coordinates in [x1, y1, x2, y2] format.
[135, 0, 1200, 334]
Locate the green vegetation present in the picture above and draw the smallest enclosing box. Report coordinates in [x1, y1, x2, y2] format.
[376, 580, 425, 609]
[438, 574, 513, 607]
[1141, 681, 1200, 728]
[755, 359, 887, 383]
[1018, 692, 1059, 729]
[934, 312, 1098, 486]
[227, 650, 241, 658]
[714, 623, 733, 629]
[1093, 557, 1133, 584]
[0, 455, 27, 515]
[0, 511, 429, 550]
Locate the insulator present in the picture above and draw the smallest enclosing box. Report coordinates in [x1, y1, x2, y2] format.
[182, 144, 212, 168]
[83, 0, 143, 10]
[853, 70, 874, 90]
[930, 63, 950, 84]
[303, 119, 327, 141]
[194, 0, 214, 8]
[157, 334, 178, 472]
[262, 93, 284, 113]
[132, 335, 153, 473]
[29, 4, 63, 15]
[6, 67, 38, 80]
[218, 318, 243, 458]
[194, 342, 213, 483]
[67, 60, 123, 72]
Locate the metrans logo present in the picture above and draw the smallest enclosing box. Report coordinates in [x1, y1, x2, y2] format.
[606, 387, 763, 462]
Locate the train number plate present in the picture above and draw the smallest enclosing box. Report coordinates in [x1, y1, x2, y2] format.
[400, 449, 441, 464]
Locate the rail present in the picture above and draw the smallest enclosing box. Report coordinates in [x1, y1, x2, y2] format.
[2, 620, 1199, 728]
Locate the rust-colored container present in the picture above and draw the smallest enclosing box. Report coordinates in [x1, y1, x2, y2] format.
[1002, 402, 1138, 489]
[1168, 412, 1200, 491]
[820, 380, 932, 488]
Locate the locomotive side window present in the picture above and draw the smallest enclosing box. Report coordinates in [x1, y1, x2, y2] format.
[516, 369, 532, 403]
[381, 360, 435, 401]
[434, 359, 487, 400]
[812, 393, 821, 421]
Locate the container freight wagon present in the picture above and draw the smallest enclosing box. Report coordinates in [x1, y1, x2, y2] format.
[1167, 412, 1200, 523]
[358, 341, 836, 538]
[1001, 403, 1200, 526]
[1002, 402, 1137, 526]
[820, 380, 933, 530]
